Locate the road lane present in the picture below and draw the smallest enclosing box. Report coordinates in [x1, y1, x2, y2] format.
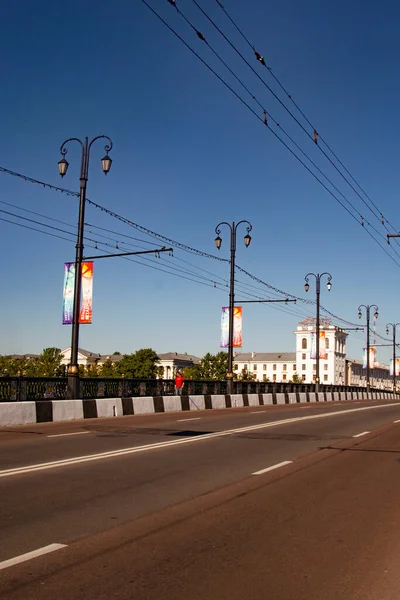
[0, 403, 400, 560]
[0, 401, 400, 563]
[0, 399, 399, 471]
[1, 421, 400, 599]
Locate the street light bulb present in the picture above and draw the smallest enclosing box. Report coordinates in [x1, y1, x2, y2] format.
[101, 154, 112, 174]
[215, 235, 222, 250]
[386, 328, 389, 335]
[304, 282, 310, 293]
[244, 233, 251, 247]
[374, 311, 379, 320]
[58, 158, 69, 177]
[358, 311, 362, 319]
[327, 281, 332, 291]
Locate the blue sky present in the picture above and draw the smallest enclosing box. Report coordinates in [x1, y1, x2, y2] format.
[1, 0, 400, 364]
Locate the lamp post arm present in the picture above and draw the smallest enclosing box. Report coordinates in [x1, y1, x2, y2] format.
[88, 135, 113, 153]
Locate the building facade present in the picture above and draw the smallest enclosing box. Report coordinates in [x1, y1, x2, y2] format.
[233, 352, 297, 382]
[233, 317, 392, 389]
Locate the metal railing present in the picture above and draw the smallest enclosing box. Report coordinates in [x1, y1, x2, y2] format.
[0, 376, 395, 401]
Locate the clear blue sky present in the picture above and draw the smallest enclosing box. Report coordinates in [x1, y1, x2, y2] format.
[1, 0, 399, 365]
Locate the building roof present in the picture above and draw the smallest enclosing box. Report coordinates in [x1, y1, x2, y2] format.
[234, 352, 296, 362]
[98, 354, 124, 363]
[157, 352, 201, 364]
[9, 354, 39, 360]
[61, 348, 101, 358]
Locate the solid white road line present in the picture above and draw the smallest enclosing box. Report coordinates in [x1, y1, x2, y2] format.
[353, 431, 370, 438]
[0, 543, 67, 571]
[253, 461, 293, 476]
[177, 417, 201, 422]
[47, 431, 90, 438]
[1, 402, 399, 479]
[394, 419, 400, 423]
[250, 411, 266, 414]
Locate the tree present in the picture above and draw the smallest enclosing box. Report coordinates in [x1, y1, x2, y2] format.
[36, 348, 63, 377]
[291, 372, 301, 384]
[85, 365, 99, 378]
[99, 358, 115, 378]
[238, 367, 257, 381]
[115, 349, 159, 378]
[184, 352, 229, 380]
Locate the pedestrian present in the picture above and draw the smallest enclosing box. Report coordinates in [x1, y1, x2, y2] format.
[175, 371, 185, 395]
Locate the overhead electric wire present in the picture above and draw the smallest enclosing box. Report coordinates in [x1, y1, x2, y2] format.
[0, 166, 389, 333]
[187, 0, 395, 235]
[140, 0, 400, 269]
[212, 0, 397, 232]
[168, 3, 399, 255]
[213, 0, 400, 243]
[0, 216, 77, 244]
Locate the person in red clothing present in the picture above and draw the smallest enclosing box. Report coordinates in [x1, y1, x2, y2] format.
[175, 371, 185, 395]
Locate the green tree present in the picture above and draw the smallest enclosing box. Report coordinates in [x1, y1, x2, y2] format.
[238, 367, 257, 381]
[292, 372, 301, 383]
[184, 352, 229, 380]
[156, 365, 165, 379]
[99, 358, 115, 378]
[85, 364, 99, 378]
[115, 348, 159, 378]
[36, 348, 63, 377]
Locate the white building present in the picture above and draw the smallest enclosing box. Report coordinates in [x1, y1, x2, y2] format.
[60, 348, 102, 367]
[233, 317, 392, 389]
[294, 317, 347, 385]
[233, 352, 297, 382]
[156, 353, 201, 379]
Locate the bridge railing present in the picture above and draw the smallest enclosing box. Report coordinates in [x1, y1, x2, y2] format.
[0, 376, 391, 401]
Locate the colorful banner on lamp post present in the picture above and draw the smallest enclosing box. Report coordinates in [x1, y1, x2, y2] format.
[310, 331, 327, 359]
[79, 262, 94, 324]
[362, 348, 375, 369]
[62, 263, 75, 324]
[62, 262, 94, 325]
[220, 306, 243, 348]
[389, 358, 400, 376]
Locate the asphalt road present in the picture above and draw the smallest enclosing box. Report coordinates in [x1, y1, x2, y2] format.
[1, 399, 400, 598]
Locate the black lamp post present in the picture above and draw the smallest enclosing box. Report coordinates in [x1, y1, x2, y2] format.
[215, 221, 252, 395]
[358, 304, 379, 390]
[304, 272, 332, 392]
[386, 322, 400, 393]
[58, 135, 113, 399]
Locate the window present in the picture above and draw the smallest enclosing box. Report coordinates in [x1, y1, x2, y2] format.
[283, 364, 287, 371]
[234, 364, 238, 370]
[313, 374, 316, 381]
[273, 374, 277, 381]
[302, 353, 306, 360]
[253, 364, 257, 371]
[302, 364, 306, 371]
[263, 374, 267, 382]
[283, 374, 287, 381]
[313, 364, 316, 370]
[273, 364, 276, 370]
[263, 364, 267, 371]
[324, 374, 328, 381]
[325, 338, 330, 350]
[302, 338, 307, 349]
[324, 364, 328, 371]
[302, 374, 306, 381]
[293, 364, 296, 370]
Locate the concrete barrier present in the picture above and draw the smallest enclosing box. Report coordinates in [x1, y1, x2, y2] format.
[0, 391, 396, 426]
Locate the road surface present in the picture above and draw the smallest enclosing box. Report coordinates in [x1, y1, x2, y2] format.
[1, 399, 400, 598]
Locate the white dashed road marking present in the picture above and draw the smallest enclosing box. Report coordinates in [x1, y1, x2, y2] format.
[253, 461, 293, 476]
[0, 544, 67, 571]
